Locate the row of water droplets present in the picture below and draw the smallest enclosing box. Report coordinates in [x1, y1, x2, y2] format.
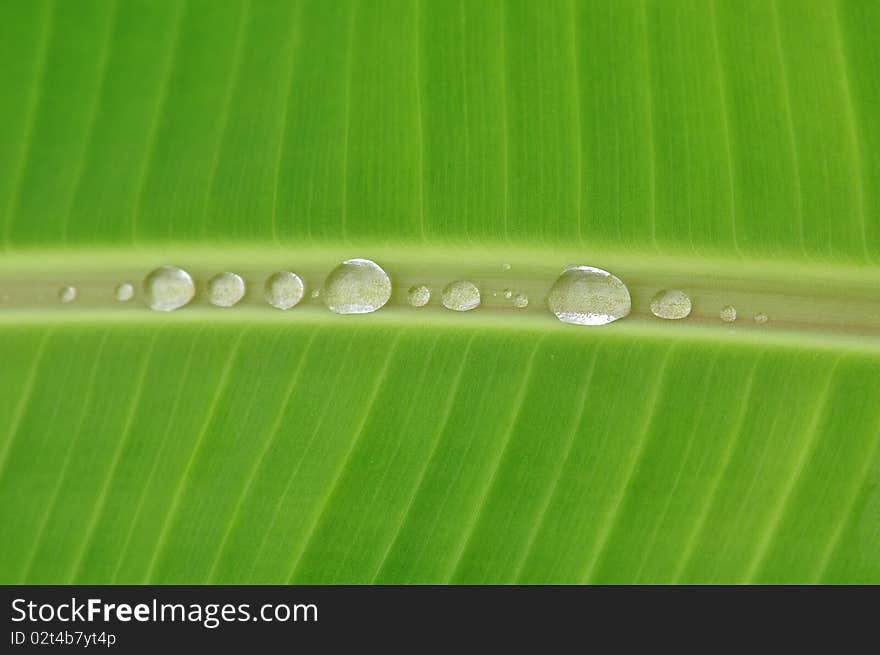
[58, 259, 767, 325]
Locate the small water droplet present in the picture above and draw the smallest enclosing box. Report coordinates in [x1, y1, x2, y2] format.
[323, 258, 391, 315]
[442, 280, 481, 311]
[310, 289, 320, 298]
[115, 282, 134, 302]
[208, 272, 246, 308]
[143, 266, 195, 312]
[650, 289, 691, 320]
[408, 285, 431, 307]
[720, 305, 737, 322]
[754, 312, 768, 324]
[503, 289, 513, 300]
[58, 286, 77, 304]
[513, 294, 529, 309]
[548, 265, 631, 326]
[265, 271, 304, 310]
[502, 263, 512, 271]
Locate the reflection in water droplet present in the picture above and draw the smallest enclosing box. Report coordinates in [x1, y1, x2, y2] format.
[143, 266, 195, 312]
[503, 289, 513, 300]
[323, 258, 391, 315]
[547, 265, 631, 326]
[442, 280, 481, 311]
[650, 289, 691, 320]
[720, 305, 737, 322]
[754, 312, 768, 324]
[408, 285, 431, 307]
[59, 286, 77, 304]
[513, 294, 529, 309]
[115, 283, 134, 302]
[208, 272, 246, 307]
[265, 271, 304, 310]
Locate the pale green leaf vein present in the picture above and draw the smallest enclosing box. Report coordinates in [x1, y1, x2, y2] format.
[142, 329, 246, 583]
[582, 344, 676, 583]
[68, 330, 161, 583]
[444, 334, 545, 582]
[286, 333, 403, 583]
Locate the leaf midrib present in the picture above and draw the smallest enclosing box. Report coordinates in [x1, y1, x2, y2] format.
[0, 243, 878, 348]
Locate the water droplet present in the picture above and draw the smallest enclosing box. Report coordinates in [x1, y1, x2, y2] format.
[264, 271, 304, 310]
[442, 280, 481, 311]
[58, 286, 77, 304]
[208, 272, 246, 308]
[503, 289, 513, 300]
[502, 263, 512, 271]
[547, 265, 631, 326]
[754, 312, 768, 324]
[650, 289, 692, 320]
[310, 289, 320, 298]
[408, 285, 431, 307]
[513, 294, 529, 309]
[323, 258, 391, 315]
[143, 266, 195, 312]
[115, 282, 134, 302]
[720, 305, 737, 322]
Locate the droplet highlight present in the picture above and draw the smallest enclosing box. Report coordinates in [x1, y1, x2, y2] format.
[58, 286, 77, 304]
[265, 271, 304, 310]
[115, 282, 134, 302]
[408, 285, 431, 307]
[323, 258, 391, 315]
[650, 289, 692, 320]
[143, 266, 195, 312]
[720, 305, 737, 323]
[442, 280, 481, 312]
[208, 272, 246, 308]
[547, 265, 631, 326]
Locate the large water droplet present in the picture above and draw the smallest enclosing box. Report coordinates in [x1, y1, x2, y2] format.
[58, 286, 77, 304]
[323, 258, 391, 315]
[650, 289, 691, 320]
[208, 272, 245, 308]
[143, 266, 195, 312]
[442, 280, 481, 311]
[408, 285, 431, 307]
[115, 282, 134, 302]
[547, 265, 631, 326]
[265, 271, 304, 310]
[720, 305, 737, 322]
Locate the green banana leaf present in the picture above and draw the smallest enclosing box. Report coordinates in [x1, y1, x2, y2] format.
[1, 0, 879, 584]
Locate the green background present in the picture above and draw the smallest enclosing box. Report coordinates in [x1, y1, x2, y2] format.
[1, 0, 879, 583]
